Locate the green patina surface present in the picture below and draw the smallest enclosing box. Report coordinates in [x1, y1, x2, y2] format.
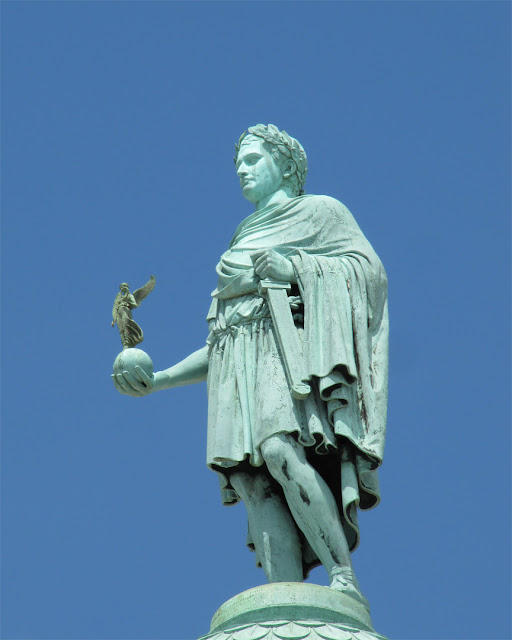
[112, 125, 389, 637]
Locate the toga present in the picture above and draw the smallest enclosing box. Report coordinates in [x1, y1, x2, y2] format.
[205, 195, 389, 575]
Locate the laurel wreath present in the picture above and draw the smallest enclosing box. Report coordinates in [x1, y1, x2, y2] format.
[234, 124, 308, 194]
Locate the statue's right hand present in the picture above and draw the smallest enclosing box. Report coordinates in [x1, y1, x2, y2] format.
[111, 365, 155, 397]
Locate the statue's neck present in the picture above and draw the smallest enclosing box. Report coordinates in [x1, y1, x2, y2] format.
[255, 188, 293, 212]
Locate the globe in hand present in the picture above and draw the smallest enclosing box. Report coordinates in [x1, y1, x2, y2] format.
[113, 348, 154, 379]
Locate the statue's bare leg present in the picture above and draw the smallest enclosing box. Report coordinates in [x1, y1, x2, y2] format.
[260, 433, 368, 606]
[230, 470, 303, 583]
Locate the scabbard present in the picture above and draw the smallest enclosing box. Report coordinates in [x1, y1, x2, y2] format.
[258, 278, 311, 400]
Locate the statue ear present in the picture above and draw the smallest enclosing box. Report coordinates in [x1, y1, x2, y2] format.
[282, 159, 297, 179]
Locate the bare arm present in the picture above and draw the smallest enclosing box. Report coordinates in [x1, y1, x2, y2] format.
[153, 346, 209, 391]
[112, 345, 209, 397]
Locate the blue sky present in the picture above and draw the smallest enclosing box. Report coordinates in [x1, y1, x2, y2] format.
[1, 2, 510, 639]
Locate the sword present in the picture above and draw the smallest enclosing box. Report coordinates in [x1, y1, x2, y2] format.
[258, 278, 311, 400]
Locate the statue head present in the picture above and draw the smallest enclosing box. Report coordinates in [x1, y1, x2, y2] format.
[120, 283, 129, 293]
[234, 124, 308, 199]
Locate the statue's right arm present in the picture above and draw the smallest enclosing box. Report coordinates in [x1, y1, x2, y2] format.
[154, 345, 209, 390]
[112, 345, 209, 397]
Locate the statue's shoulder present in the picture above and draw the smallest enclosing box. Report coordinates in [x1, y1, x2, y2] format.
[302, 194, 353, 221]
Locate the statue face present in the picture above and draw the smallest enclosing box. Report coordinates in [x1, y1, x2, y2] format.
[236, 138, 283, 204]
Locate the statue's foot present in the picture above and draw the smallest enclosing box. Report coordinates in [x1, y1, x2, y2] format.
[329, 566, 370, 611]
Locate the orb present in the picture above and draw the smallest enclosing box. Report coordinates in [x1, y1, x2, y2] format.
[113, 348, 154, 379]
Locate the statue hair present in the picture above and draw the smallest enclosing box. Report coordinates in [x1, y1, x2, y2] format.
[234, 124, 308, 196]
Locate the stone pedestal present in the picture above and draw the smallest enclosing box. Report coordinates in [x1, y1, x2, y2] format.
[200, 583, 388, 640]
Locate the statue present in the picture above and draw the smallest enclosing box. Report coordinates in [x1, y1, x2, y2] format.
[112, 125, 388, 618]
[111, 276, 156, 349]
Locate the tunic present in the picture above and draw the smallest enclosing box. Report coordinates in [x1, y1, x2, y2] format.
[205, 195, 389, 570]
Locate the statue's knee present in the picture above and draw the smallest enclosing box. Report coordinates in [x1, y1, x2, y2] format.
[261, 435, 295, 484]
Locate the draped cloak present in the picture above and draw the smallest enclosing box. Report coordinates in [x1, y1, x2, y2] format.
[205, 195, 388, 575]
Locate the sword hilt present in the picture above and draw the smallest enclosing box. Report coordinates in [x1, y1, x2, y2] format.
[291, 382, 312, 400]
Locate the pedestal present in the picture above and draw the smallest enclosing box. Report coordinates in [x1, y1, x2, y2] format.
[200, 583, 388, 640]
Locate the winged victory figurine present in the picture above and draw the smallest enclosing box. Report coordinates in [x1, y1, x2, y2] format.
[111, 276, 156, 349]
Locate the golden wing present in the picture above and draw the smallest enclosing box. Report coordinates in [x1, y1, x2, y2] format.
[133, 275, 156, 305]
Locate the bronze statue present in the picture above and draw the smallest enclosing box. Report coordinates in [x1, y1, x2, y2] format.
[112, 126, 388, 601]
[111, 276, 156, 349]
[111, 125, 390, 638]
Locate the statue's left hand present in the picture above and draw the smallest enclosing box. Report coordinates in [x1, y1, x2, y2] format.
[251, 249, 297, 284]
[112, 366, 155, 397]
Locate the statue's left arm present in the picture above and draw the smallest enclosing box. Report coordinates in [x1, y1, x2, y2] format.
[251, 249, 297, 283]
